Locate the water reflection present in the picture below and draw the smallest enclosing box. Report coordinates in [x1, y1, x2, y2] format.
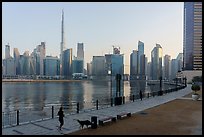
[2, 80, 175, 113]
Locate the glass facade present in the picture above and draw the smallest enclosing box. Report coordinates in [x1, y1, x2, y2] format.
[77, 43, 84, 60]
[92, 56, 106, 76]
[164, 55, 171, 80]
[130, 50, 138, 78]
[62, 49, 73, 79]
[138, 41, 144, 75]
[43, 56, 60, 76]
[151, 44, 163, 80]
[111, 54, 124, 76]
[5, 44, 10, 59]
[72, 59, 84, 74]
[183, 2, 202, 70]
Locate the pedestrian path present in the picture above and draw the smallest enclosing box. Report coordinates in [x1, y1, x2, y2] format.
[2, 85, 192, 135]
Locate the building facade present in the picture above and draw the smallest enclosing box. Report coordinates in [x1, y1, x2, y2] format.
[164, 54, 171, 80]
[77, 43, 84, 60]
[183, 2, 202, 70]
[72, 59, 84, 74]
[62, 48, 72, 79]
[5, 44, 10, 59]
[92, 56, 106, 77]
[43, 56, 60, 76]
[13, 48, 20, 75]
[138, 41, 144, 75]
[151, 44, 163, 80]
[130, 50, 138, 79]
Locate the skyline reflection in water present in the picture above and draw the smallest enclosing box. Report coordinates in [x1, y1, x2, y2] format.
[2, 80, 172, 112]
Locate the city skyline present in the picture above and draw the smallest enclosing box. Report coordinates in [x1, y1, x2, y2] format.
[2, 2, 183, 74]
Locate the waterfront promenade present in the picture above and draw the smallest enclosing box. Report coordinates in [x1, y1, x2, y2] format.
[2, 84, 200, 135]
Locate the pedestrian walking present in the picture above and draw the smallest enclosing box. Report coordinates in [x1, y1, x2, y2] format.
[139, 90, 143, 101]
[57, 106, 64, 130]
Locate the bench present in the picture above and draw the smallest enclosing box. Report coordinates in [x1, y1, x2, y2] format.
[117, 112, 131, 120]
[98, 116, 116, 126]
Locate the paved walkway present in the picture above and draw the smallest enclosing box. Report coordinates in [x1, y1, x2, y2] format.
[2, 85, 192, 135]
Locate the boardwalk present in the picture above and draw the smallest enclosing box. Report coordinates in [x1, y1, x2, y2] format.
[2, 85, 192, 135]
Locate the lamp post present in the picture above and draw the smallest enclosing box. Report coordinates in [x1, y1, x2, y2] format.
[108, 63, 113, 106]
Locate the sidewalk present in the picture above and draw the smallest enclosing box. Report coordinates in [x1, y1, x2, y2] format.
[2, 84, 193, 135]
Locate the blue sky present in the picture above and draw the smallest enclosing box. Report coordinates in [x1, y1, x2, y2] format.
[2, 2, 183, 74]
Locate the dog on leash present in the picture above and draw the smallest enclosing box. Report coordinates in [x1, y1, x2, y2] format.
[74, 119, 92, 129]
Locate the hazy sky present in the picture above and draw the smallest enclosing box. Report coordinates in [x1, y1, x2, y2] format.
[2, 2, 184, 74]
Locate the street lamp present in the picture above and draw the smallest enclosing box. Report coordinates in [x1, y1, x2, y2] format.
[108, 63, 113, 106]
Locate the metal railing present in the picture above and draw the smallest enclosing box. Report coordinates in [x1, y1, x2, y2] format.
[2, 83, 186, 128]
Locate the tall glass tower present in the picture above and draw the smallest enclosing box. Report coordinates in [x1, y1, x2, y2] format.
[183, 2, 202, 70]
[138, 41, 144, 75]
[151, 44, 163, 80]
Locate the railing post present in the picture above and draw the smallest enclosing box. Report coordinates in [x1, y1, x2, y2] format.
[123, 96, 125, 104]
[96, 100, 98, 110]
[148, 93, 149, 98]
[111, 98, 113, 106]
[133, 95, 134, 102]
[17, 110, 19, 126]
[77, 102, 79, 113]
[52, 106, 54, 119]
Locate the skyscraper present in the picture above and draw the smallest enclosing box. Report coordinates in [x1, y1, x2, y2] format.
[13, 48, 20, 75]
[77, 43, 84, 60]
[151, 44, 163, 80]
[164, 54, 171, 80]
[183, 2, 202, 70]
[60, 10, 66, 64]
[34, 42, 46, 75]
[92, 56, 106, 77]
[138, 41, 144, 75]
[43, 56, 60, 76]
[130, 50, 138, 79]
[5, 44, 10, 59]
[170, 59, 178, 80]
[62, 48, 72, 79]
[176, 53, 183, 71]
[59, 10, 67, 77]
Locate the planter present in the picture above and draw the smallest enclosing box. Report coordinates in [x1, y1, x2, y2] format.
[192, 94, 200, 101]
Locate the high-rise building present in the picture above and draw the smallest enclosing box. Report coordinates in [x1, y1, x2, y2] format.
[164, 55, 171, 80]
[13, 48, 20, 75]
[147, 62, 151, 80]
[92, 56, 106, 77]
[62, 48, 72, 79]
[170, 59, 178, 80]
[72, 59, 84, 74]
[60, 10, 66, 65]
[176, 53, 183, 71]
[33, 42, 46, 75]
[140, 54, 146, 77]
[77, 43, 84, 60]
[151, 44, 163, 80]
[105, 54, 124, 77]
[183, 2, 202, 70]
[5, 44, 10, 59]
[138, 41, 144, 75]
[145, 57, 148, 77]
[87, 62, 92, 76]
[43, 56, 60, 76]
[3, 58, 16, 76]
[130, 50, 138, 79]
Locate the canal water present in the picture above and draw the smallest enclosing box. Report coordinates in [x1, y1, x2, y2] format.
[2, 80, 175, 126]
